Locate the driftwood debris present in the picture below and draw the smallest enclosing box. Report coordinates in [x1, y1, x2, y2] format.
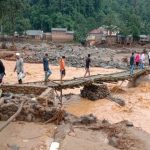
[37, 88, 55, 106]
[0, 99, 27, 132]
[45, 108, 65, 125]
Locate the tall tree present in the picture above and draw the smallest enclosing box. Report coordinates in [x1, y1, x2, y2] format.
[5, 0, 25, 44]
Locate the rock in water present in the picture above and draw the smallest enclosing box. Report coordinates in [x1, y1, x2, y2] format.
[80, 84, 110, 101]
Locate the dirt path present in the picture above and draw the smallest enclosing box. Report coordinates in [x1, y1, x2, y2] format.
[0, 122, 55, 150]
[60, 128, 117, 150]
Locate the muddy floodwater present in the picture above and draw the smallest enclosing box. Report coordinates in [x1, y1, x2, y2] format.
[65, 83, 150, 133]
[2, 60, 150, 133]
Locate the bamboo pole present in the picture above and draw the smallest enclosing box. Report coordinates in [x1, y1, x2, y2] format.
[0, 99, 27, 132]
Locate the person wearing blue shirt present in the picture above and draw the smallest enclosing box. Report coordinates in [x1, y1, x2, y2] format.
[43, 53, 52, 82]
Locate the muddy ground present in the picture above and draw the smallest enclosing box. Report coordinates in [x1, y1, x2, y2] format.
[59, 121, 150, 150]
[0, 122, 56, 150]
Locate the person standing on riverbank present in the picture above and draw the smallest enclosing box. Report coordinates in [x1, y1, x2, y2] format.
[148, 50, 150, 66]
[84, 54, 91, 77]
[59, 56, 66, 83]
[130, 53, 135, 76]
[43, 53, 52, 82]
[140, 51, 145, 69]
[14, 53, 25, 84]
[0, 60, 5, 84]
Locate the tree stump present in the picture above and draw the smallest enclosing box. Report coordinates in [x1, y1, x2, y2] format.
[80, 83, 110, 101]
[37, 88, 55, 106]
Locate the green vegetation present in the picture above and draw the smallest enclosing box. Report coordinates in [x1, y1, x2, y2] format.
[0, 0, 150, 41]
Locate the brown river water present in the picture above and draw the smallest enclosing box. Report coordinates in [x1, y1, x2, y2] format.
[2, 60, 150, 133]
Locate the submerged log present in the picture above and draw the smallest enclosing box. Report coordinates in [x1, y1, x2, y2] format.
[107, 95, 125, 106]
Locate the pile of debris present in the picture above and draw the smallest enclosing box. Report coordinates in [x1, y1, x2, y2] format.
[80, 83, 125, 106]
[0, 93, 57, 122]
[0, 42, 129, 69]
[0, 87, 58, 122]
[81, 83, 110, 100]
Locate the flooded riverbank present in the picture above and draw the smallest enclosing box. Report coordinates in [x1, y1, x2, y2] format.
[2, 60, 150, 133]
[64, 79, 150, 133]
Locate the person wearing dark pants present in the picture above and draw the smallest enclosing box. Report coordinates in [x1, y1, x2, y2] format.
[130, 53, 135, 76]
[148, 51, 150, 66]
[0, 60, 5, 83]
[59, 56, 66, 84]
[84, 54, 91, 77]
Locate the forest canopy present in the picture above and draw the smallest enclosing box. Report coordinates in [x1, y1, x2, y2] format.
[0, 0, 150, 40]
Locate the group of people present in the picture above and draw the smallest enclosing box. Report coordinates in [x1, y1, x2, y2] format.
[43, 53, 66, 83]
[0, 49, 149, 84]
[0, 53, 25, 84]
[0, 53, 67, 84]
[43, 53, 91, 83]
[0, 52, 91, 84]
[130, 50, 150, 76]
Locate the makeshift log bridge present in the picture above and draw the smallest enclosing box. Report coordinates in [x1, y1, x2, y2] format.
[26, 67, 150, 89]
[1, 68, 150, 91]
[1, 68, 150, 104]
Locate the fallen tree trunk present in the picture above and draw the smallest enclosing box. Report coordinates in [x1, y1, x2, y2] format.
[107, 95, 125, 106]
[37, 88, 55, 106]
[0, 99, 27, 132]
[45, 108, 65, 125]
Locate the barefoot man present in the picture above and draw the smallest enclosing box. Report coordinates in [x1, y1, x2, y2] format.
[59, 56, 66, 83]
[84, 54, 91, 77]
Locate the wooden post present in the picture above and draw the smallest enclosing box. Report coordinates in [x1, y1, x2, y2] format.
[60, 88, 63, 106]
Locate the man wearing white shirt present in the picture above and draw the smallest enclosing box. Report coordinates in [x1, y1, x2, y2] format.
[148, 51, 150, 66]
[140, 52, 145, 69]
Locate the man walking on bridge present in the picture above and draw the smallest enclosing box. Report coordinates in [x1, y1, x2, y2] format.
[84, 54, 91, 77]
[148, 50, 150, 66]
[0, 60, 5, 84]
[43, 53, 52, 82]
[140, 51, 145, 69]
[130, 52, 135, 76]
[14, 53, 25, 84]
[59, 56, 66, 83]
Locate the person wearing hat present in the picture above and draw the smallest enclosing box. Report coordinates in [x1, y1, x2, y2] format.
[14, 53, 24, 84]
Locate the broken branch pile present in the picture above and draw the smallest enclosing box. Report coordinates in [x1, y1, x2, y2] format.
[0, 91, 57, 122]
